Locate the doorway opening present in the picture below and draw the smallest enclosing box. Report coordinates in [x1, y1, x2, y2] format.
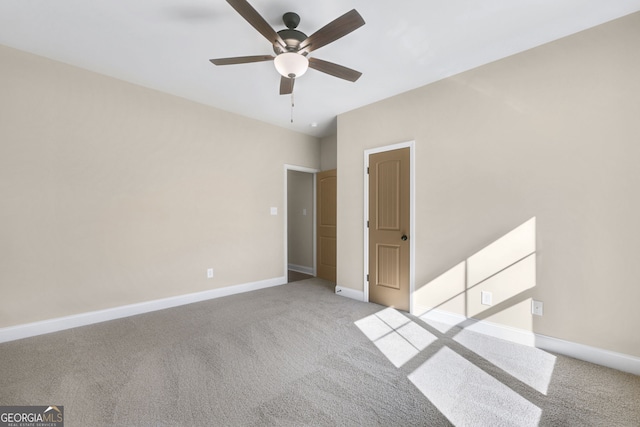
[285, 165, 319, 283]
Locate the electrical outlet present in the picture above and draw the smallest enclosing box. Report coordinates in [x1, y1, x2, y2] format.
[532, 300, 544, 316]
[207, 268, 214, 279]
[481, 291, 492, 306]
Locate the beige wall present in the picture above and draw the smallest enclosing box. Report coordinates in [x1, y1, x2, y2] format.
[337, 12, 640, 357]
[320, 134, 337, 171]
[287, 170, 314, 269]
[0, 45, 319, 328]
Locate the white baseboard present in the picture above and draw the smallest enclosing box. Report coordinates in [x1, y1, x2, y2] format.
[335, 286, 365, 302]
[0, 276, 287, 344]
[287, 264, 315, 276]
[414, 305, 640, 376]
[535, 334, 640, 376]
[415, 305, 535, 346]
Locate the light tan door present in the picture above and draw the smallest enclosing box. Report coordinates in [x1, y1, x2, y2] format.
[369, 148, 410, 311]
[317, 169, 337, 282]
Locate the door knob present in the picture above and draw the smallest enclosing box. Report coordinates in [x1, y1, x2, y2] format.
[401, 235, 408, 241]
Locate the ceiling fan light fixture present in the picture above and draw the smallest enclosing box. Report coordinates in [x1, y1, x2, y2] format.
[274, 52, 309, 79]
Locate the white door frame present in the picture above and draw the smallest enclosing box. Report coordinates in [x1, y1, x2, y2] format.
[363, 141, 416, 314]
[284, 164, 321, 278]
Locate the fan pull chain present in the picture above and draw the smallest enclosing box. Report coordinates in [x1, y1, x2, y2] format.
[290, 92, 295, 123]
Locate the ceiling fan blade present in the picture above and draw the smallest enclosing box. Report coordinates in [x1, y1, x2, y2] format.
[299, 9, 365, 53]
[280, 76, 294, 95]
[210, 55, 274, 66]
[308, 57, 362, 82]
[226, 0, 285, 48]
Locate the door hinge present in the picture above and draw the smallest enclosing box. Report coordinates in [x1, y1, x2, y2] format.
[367, 220, 369, 228]
[366, 274, 369, 282]
[367, 167, 369, 174]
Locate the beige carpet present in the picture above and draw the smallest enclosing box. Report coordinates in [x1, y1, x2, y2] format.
[0, 278, 638, 426]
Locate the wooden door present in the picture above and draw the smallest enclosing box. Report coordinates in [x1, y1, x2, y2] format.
[369, 148, 410, 311]
[317, 169, 337, 282]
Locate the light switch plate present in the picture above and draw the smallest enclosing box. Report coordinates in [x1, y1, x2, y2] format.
[270, 207, 278, 215]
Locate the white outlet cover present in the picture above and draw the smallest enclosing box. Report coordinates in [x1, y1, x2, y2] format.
[207, 268, 214, 278]
[532, 300, 544, 316]
[481, 291, 493, 306]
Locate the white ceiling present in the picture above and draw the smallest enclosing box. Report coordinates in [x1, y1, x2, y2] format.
[2, 1, 639, 137]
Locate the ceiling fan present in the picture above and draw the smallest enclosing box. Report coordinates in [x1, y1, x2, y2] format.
[210, 0, 365, 95]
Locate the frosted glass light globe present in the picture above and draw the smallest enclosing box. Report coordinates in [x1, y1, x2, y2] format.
[274, 52, 309, 78]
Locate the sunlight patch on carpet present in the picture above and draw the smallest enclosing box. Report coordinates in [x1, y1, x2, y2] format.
[454, 329, 556, 394]
[355, 308, 436, 367]
[408, 346, 542, 427]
